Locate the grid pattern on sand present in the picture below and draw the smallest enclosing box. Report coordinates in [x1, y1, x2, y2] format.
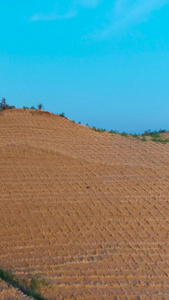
[0, 109, 169, 299]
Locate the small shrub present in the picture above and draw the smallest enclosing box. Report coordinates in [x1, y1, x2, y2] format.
[161, 138, 169, 144]
[152, 137, 169, 143]
[92, 127, 106, 133]
[0, 268, 15, 282]
[37, 104, 43, 110]
[142, 130, 151, 136]
[142, 136, 147, 142]
[8, 105, 15, 109]
[142, 130, 161, 139]
[23, 106, 29, 110]
[121, 132, 128, 137]
[151, 132, 161, 139]
[133, 134, 140, 139]
[30, 106, 35, 109]
[109, 130, 118, 134]
[59, 112, 65, 117]
[0, 98, 9, 110]
[152, 136, 160, 142]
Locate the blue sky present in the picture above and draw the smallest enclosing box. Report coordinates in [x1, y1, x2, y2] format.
[1, 0, 169, 133]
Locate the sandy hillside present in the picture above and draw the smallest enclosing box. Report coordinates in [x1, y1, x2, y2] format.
[0, 109, 169, 299]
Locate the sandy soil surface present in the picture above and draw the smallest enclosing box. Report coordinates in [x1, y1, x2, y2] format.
[0, 109, 169, 299]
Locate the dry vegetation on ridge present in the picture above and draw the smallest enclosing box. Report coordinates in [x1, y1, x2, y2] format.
[0, 108, 169, 299]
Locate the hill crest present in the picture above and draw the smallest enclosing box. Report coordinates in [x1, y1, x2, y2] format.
[1, 108, 169, 298]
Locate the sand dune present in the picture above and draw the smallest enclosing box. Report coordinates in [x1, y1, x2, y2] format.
[0, 109, 169, 299]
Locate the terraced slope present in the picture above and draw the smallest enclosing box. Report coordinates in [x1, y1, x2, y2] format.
[0, 109, 169, 299]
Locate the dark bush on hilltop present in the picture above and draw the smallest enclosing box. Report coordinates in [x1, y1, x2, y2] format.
[59, 112, 65, 117]
[0, 98, 8, 110]
[0, 98, 15, 110]
[37, 104, 43, 110]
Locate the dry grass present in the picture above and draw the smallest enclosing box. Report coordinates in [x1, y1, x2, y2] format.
[0, 109, 169, 299]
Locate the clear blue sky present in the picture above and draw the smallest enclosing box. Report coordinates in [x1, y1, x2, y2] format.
[1, 0, 169, 133]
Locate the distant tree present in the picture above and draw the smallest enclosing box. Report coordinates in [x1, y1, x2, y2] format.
[37, 104, 43, 110]
[1, 98, 6, 107]
[0, 98, 8, 110]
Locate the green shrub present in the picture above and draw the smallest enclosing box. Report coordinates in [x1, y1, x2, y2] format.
[152, 136, 161, 142]
[161, 138, 169, 144]
[142, 130, 151, 136]
[109, 130, 118, 134]
[142, 130, 161, 139]
[121, 132, 128, 137]
[92, 126, 106, 133]
[0, 268, 15, 282]
[152, 137, 169, 143]
[8, 105, 15, 109]
[151, 132, 161, 139]
[37, 104, 43, 110]
[59, 112, 65, 117]
[30, 276, 40, 292]
[133, 134, 140, 139]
